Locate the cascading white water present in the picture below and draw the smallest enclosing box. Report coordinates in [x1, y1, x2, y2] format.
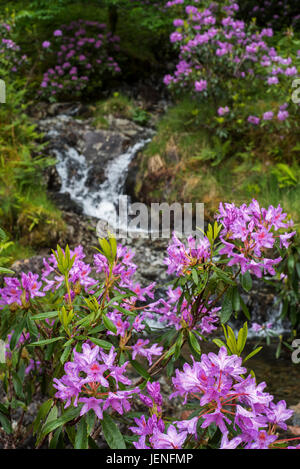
[41, 114, 152, 226]
[53, 138, 150, 222]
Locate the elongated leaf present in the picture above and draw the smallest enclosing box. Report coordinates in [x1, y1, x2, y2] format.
[192, 268, 199, 285]
[213, 338, 226, 349]
[130, 360, 151, 380]
[28, 336, 64, 347]
[232, 287, 241, 312]
[75, 417, 88, 449]
[240, 271, 252, 292]
[188, 331, 201, 356]
[174, 331, 184, 360]
[220, 288, 233, 324]
[213, 266, 236, 285]
[10, 319, 26, 350]
[226, 325, 238, 355]
[240, 295, 250, 320]
[237, 322, 248, 355]
[60, 345, 71, 364]
[243, 346, 263, 362]
[88, 338, 112, 350]
[0, 412, 12, 434]
[33, 399, 53, 434]
[12, 372, 24, 399]
[49, 427, 63, 449]
[32, 311, 58, 321]
[26, 316, 39, 339]
[101, 412, 126, 449]
[39, 406, 81, 441]
[0, 267, 14, 274]
[102, 315, 117, 334]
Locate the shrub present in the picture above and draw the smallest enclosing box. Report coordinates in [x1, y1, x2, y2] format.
[38, 19, 121, 101]
[164, 0, 299, 139]
[0, 200, 298, 449]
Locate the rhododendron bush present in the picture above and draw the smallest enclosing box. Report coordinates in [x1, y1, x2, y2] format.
[0, 200, 298, 449]
[38, 20, 121, 100]
[0, 22, 27, 76]
[164, 0, 299, 138]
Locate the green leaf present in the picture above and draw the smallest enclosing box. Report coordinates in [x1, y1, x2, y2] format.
[237, 322, 248, 355]
[31, 311, 58, 321]
[240, 271, 252, 292]
[243, 346, 263, 362]
[49, 427, 63, 449]
[33, 399, 53, 434]
[220, 288, 233, 324]
[213, 266, 236, 285]
[39, 406, 81, 441]
[0, 267, 14, 274]
[26, 316, 39, 339]
[102, 314, 117, 334]
[213, 338, 226, 349]
[75, 418, 88, 449]
[232, 287, 241, 312]
[0, 412, 12, 434]
[130, 360, 151, 380]
[240, 295, 250, 320]
[276, 341, 282, 360]
[188, 331, 201, 356]
[226, 324, 238, 355]
[28, 336, 64, 347]
[191, 268, 199, 285]
[174, 331, 184, 360]
[12, 372, 24, 399]
[10, 319, 26, 350]
[88, 338, 112, 350]
[101, 412, 126, 449]
[60, 345, 71, 364]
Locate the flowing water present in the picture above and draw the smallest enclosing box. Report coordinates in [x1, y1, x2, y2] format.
[53, 137, 151, 223]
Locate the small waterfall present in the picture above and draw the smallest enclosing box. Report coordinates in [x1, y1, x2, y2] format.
[53, 137, 150, 222]
[40, 113, 152, 228]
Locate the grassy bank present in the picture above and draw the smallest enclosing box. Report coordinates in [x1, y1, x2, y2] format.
[135, 97, 300, 223]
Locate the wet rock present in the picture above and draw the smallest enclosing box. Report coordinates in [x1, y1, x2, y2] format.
[291, 403, 300, 426]
[82, 129, 128, 165]
[49, 192, 83, 215]
[44, 166, 62, 192]
[11, 255, 46, 276]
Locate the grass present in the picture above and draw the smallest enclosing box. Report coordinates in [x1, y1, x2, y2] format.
[92, 92, 150, 128]
[135, 97, 300, 225]
[0, 78, 66, 262]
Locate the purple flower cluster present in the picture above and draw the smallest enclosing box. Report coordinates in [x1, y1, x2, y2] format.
[129, 347, 298, 449]
[39, 20, 121, 99]
[171, 346, 295, 449]
[164, 233, 211, 276]
[53, 343, 139, 418]
[150, 285, 220, 335]
[0, 272, 45, 307]
[243, 0, 300, 30]
[0, 23, 27, 73]
[130, 381, 189, 449]
[164, 0, 299, 129]
[217, 199, 296, 278]
[42, 245, 95, 293]
[94, 244, 157, 339]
